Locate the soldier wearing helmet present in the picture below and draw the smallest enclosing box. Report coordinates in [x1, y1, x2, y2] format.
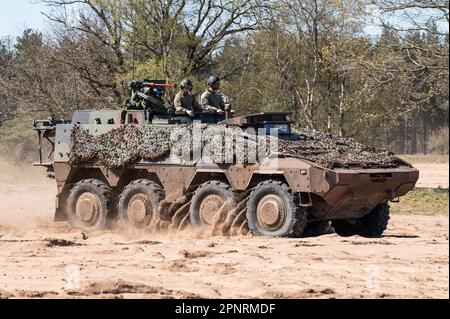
[173, 79, 203, 117]
[201, 75, 233, 115]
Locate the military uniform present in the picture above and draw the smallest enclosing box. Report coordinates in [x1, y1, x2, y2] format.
[174, 91, 203, 113]
[200, 89, 225, 112]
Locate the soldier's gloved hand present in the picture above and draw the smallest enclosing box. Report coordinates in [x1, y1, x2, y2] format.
[186, 110, 194, 117]
[225, 104, 234, 113]
[217, 109, 224, 115]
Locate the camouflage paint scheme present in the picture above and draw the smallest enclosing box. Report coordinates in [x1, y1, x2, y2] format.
[34, 110, 419, 223]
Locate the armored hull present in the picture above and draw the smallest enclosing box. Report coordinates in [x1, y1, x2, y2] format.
[33, 110, 418, 237]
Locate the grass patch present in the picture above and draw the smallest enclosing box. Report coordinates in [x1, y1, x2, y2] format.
[391, 188, 449, 216]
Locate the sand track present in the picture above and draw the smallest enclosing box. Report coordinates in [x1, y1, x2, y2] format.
[413, 163, 449, 188]
[0, 215, 448, 298]
[0, 178, 448, 299]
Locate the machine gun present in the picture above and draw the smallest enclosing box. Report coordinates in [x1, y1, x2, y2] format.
[125, 79, 176, 114]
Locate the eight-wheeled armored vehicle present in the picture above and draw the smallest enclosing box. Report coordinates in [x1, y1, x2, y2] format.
[33, 91, 419, 238]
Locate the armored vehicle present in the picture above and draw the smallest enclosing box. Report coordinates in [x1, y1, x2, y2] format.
[33, 105, 419, 238]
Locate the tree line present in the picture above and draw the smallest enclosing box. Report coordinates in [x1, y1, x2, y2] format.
[0, 0, 448, 154]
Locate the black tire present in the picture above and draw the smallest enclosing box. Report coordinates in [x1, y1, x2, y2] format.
[358, 202, 390, 237]
[67, 179, 113, 230]
[246, 180, 307, 237]
[189, 181, 238, 229]
[332, 202, 390, 238]
[331, 219, 359, 237]
[118, 179, 164, 231]
[303, 220, 332, 237]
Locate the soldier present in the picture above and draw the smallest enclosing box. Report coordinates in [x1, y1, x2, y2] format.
[173, 79, 203, 117]
[217, 90, 234, 116]
[201, 75, 233, 115]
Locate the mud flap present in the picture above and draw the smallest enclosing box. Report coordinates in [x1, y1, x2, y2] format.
[299, 192, 313, 207]
[54, 192, 68, 221]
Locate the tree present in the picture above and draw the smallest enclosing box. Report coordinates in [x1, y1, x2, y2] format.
[0, 37, 15, 126]
[0, 0, 447, 155]
[368, 0, 449, 153]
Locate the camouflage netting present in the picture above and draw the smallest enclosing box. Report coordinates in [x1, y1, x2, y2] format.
[280, 129, 411, 169]
[70, 124, 272, 168]
[69, 124, 410, 169]
[70, 125, 173, 168]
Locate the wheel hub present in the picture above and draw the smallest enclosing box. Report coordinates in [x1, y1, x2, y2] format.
[128, 194, 152, 226]
[75, 192, 100, 223]
[257, 194, 286, 231]
[199, 194, 226, 225]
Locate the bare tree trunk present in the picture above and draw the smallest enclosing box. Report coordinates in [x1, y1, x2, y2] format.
[327, 80, 332, 133]
[327, 112, 332, 133]
[403, 119, 409, 154]
[423, 115, 428, 155]
[338, 78, 345, 137]
[303, 0, 319, 130]
[309, 0, 319, 128]
[411, 121, 417, 154]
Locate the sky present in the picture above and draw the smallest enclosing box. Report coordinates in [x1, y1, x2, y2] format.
[1, 1, 385, 39]
[0, 1, 447, 40]
[0, 0, 49, 38]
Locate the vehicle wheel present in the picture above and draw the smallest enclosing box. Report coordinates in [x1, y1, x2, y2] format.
[118, 179, 164, 231]
[67, 179, 113, 230]
[246, 180, 307, 237]
[331, 219, 359, 237]
[303, 220, 332, 237]
[332, 203, 390, 238]
[358, 202, 390, 237]
[189, 181, 238, 229]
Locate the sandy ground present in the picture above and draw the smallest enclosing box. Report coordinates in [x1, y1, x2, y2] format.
[414, 163, 449, 189]
[0, 170, 448, 299]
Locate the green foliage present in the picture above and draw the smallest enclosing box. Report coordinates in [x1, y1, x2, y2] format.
[428, 126, 449, 155]
[0, 0, 448, 154]
[120, 59, 166, 82]
[14, 28, 43, 63]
